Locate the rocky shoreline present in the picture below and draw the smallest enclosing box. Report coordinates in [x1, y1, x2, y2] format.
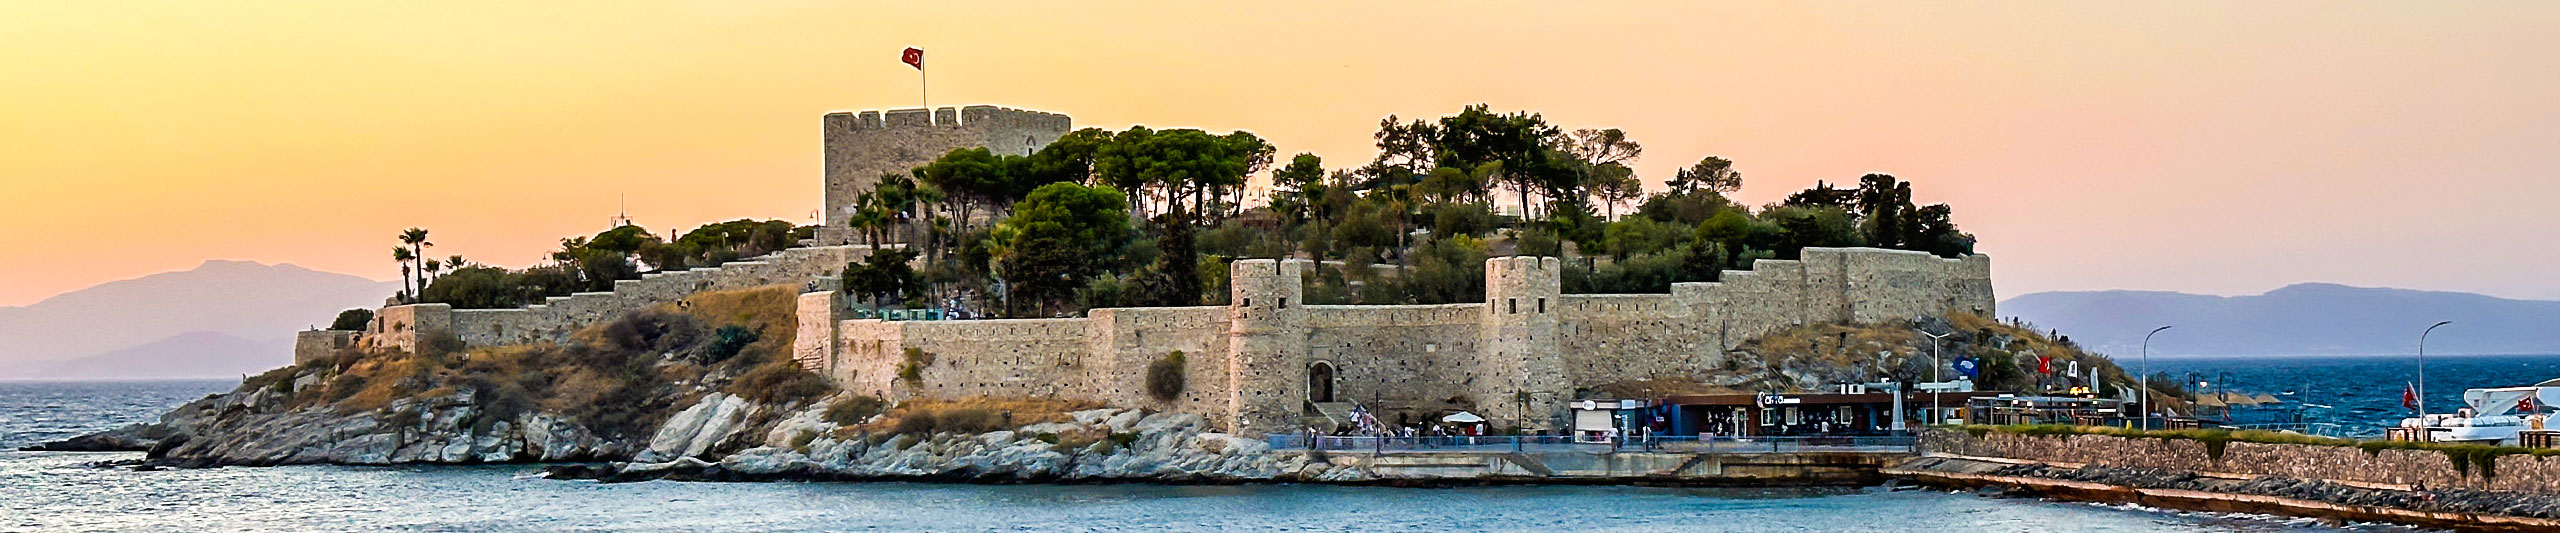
[547, 403, 1368, 485]
[28, 385, 630, 467]
[28, 383, 1366, 484]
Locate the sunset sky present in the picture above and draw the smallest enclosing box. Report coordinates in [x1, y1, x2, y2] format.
[4, 2, 2557, 307]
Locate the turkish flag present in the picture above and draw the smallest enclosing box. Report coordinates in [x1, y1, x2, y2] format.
[901, 47, 924, 70]
[2037, 355, 2052, 374]
[2522, 396, 2540, 413]
[2403, 383, 2420, 411]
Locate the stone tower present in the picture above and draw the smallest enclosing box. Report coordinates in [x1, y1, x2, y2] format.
[1225, 258, 1309, 434]
[818, 105, 1072, 245]
[1478, 256, 1570, 430]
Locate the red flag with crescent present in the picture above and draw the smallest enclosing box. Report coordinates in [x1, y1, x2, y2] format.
[2403, 383, 2419, 411]
[2037, 355, 2052, 374]
[901, 47, 924, 70]
[2522, 396, 2540, 413]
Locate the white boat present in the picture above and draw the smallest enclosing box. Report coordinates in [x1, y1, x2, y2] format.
[2397, 378, 2560, 444]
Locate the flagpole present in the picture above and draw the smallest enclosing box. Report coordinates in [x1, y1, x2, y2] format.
[921, 63, 930, 124]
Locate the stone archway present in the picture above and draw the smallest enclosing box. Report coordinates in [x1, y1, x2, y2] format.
[1308, 361, 1337, 403]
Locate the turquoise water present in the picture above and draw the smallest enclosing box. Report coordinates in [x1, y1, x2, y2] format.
[2149, 354, 2560, 434]
[0, 380, 2428, 532]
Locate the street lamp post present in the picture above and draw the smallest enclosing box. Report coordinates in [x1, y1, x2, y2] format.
[1919, 329, 1953, 425]
[1375, 353, 1385, 456]
[2141, 325, 2173, 430]
[2419, 321, 2453, 417]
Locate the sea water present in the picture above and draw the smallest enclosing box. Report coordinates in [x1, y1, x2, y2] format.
[2149, 354, 2560, 434]
[0, 379, 2433, 532]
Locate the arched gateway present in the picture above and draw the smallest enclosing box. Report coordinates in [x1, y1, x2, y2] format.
[1308, 361, 1336, 403]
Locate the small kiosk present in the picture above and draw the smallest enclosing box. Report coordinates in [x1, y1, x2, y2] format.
[1570, 399, 1648, 443]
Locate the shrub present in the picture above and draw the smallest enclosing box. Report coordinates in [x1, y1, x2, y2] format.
[706, 325, 759, 363]
[419, 331, 466, 359]
[870, 397, 1102, 436]
[936, 408, 1005, 434]
[599, 311, 701, 354]
[244, 365, 299, 395]
[790, 430, 820, 454]
[891, 412, 938, 435]
[729, 359, 833, 405]
[898, 347, 933, 385]
[824, 395, 887, 426]
[1146, 351, 1187, 401]
[329, 309, 374, 331]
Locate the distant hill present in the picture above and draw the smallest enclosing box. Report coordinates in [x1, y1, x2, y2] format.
[0, 260, 396, 379]
[2002, 283, 2560, 357]
[32, 332, 292, 380]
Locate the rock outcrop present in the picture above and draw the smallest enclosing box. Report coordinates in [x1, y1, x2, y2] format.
[63, 383, 631, 467]
[564, 407, 1369, 484]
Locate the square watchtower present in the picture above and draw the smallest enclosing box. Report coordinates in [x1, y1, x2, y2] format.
[818, 105, 1072, 245]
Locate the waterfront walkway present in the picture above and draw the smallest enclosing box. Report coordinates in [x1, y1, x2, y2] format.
[1268, 435, 1917, 455]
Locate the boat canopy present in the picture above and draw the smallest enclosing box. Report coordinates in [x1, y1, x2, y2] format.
[2461, 382, 2560, 417]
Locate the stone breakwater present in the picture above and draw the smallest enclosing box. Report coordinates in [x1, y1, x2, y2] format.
[1920, 428, 2560, 495]
[1984, 462, 2560, 520]
[1899, 429, 2560, 531]
[1892, 457, 2560, 532]
[567, 402, 1369, 484]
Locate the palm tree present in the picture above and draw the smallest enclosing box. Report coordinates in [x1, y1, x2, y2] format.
[445, 255, 467, 270]
[392, 246, 416, 303]
[421, 258, 443, 291]
[399, 228, 432, 273]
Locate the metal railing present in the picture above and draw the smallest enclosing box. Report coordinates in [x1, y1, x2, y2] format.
[1265, 434, 1917, 454]
[2222, 422, 2360, 439]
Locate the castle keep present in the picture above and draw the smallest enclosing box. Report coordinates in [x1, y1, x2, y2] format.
[796, 249, 1993, 436]
[818, 105, 1071, 245]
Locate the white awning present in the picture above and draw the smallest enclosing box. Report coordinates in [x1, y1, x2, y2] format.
[1441, 411, 1486, 423]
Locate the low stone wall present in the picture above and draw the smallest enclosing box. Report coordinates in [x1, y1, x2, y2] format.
[292, 330, 360, 364]
[361, 245, 867, 353]
[1921, 428, 2560, 495]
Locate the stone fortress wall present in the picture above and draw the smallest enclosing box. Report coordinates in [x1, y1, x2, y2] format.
[323, 106, 1072, 359]
[800, 247, 1995, 436]
[817, 105, 1073, 245]
[348, 245, 867, 355]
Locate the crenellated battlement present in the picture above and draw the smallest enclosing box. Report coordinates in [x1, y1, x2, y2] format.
[818, 105, 1074, 245]
[825, 105, 1072, 132]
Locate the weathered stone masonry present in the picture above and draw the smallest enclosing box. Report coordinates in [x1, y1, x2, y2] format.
[352, 245, 866, 354]
[801, 247, 1995, 437]
[818, 105, 1072, 246]
[1923, 428, 2560, 495]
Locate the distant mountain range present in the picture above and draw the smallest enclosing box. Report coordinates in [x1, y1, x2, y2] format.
[0, 261, 396, 379]
[8, 261, 2552, 377]
[2002, 283, 2560, 358]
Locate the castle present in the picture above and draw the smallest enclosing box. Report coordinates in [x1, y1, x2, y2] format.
[314, 105, 1995, 437]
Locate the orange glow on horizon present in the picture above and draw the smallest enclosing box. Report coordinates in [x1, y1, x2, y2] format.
[4, 2, 2558, 306]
